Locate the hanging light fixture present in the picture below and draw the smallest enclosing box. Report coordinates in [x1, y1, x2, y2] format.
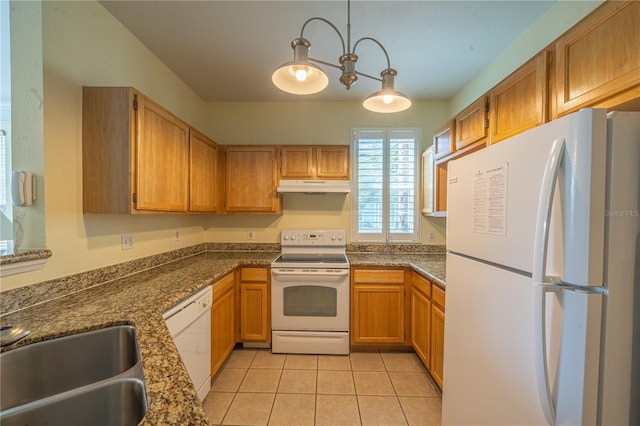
[271, 0, 411, 113]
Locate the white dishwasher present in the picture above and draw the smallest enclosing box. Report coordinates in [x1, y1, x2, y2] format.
[163, 286, 212, 401]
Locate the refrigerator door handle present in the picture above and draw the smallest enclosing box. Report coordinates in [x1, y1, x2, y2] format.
[532, 137, 565, 426]
[534, 283, 561, 425]
[532, 137, 565, 284]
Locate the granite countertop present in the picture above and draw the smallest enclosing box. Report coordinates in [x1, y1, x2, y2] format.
[0, 248, 445, 425]
[0, 251, 277, 425]
[348, 253, 446, 287]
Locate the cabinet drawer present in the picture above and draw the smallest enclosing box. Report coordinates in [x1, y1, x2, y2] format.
[353, 269, 405, 284]
[241, 267, 268, 282]
[411, 271, 431, 298]
[432, 285, 445, 310]
[212, 272, 235, 300]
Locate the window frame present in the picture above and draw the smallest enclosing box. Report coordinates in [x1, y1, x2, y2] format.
[350, 127, 421, 243]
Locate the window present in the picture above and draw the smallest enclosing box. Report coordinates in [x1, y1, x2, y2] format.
[351, 128, 421, 243]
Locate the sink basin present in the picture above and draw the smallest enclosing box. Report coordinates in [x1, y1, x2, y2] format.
[1, 325, 140, 411]
[0, 325, 148, 425]
[0, 378, 147, 426]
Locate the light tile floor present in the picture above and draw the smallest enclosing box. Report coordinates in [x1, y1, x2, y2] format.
[203, 348, 442, 426]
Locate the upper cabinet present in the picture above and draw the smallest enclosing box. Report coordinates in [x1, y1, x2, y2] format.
[421, 147, 434, 215]
[489, 51, 549, 144]
[83, 87, 193, 214]
[225, 146, 280, 213]
[316, 146, 349, 179]
[432, 120, 455, 160]
[554, 1, 640, 117]
[455, 96, 488, 152]
[280, 145, 349, 180]
[189, 129, 222, 213]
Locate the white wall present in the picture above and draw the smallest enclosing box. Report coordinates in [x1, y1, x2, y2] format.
[9, 1, 45, 250]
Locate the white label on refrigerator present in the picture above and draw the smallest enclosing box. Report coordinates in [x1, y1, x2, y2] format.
[472, 163, 508, 235]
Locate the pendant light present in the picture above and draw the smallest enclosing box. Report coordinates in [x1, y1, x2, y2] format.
[271, 0, 411, 113]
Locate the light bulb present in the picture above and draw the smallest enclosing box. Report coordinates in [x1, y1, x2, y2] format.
[295, 68, 308, 82]
[383, 94, 394, 104]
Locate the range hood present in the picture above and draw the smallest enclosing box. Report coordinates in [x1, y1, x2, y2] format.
[277, 180, 351, 194]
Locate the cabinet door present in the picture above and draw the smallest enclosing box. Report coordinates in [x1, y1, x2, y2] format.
[352, 284, 405, 344]
[554, 1, 640, 116]
[421, 147, 434, 215]
[430, 304, 445, 389]
[225, 146, 280, 213]
[240, 283, 270, 342]
[135, 94, 189, 212]
[455, 96, 488, 151]
[489, 52, 548, 144]
[239, 267, 270, 343]
[211, 274, 236, 377]
[316, 146, 349, 179]
[434, 159, 448, 214]
[189, 129, 219, 212]
[433, 120, 455, 160]
[281, 146, 314, 178]
[411, 285, 431, 367]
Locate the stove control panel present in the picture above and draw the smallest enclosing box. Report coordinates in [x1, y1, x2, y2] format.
[281, 229, 346, 246]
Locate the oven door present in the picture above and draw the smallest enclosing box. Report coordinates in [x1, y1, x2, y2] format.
[271, 268, 349, 332]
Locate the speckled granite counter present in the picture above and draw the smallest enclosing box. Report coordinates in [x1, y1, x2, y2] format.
[348, 253, 446, 286]
[0, 246, 445, 425]
[0, 251, 277, 426]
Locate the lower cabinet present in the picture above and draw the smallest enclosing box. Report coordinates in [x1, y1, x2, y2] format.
[430, 297, 445, 389]
[411, 271, 445, 390]
[351, 268, 408, 346]
[239, 267, 271, 343]
[410, 272, 431, 366]
[211, 272, 236, 377]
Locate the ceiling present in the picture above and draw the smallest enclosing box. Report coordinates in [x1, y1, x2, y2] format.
[99, 0, 556, 103]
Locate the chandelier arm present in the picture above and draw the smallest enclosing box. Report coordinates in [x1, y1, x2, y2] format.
[354, 70, 383, 83]
[353, 37, 391, 70]
[308, 58, 343, 71]
[300, 17, 346, 56]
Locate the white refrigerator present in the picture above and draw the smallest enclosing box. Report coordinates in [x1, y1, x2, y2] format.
[442, 108, 640, 426]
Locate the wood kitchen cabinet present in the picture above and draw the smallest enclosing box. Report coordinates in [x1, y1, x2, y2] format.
[189, 129, 222, 213]
[410, 271, 445, 390]
[211, 272, 236, 377]
[83, 87, 190, 213]
[225, 146, 280, 213]
[554, 1, 640, 117]
[430, 283, 446, 389]
[351, 268, 407, 346]
[433, 120, 455, 160]
[280, 145, 349, 180]
[489, 52, 549, 144]
[410, 271, 431, 367]
[455, 96, 488, 152]
[239, 267, 270, 343]
[421, 147, 434, 215]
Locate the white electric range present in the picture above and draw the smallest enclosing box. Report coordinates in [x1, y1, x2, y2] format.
[271, 229, 350, 355]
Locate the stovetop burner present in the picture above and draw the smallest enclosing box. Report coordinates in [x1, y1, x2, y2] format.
[272, 229, 349, 269]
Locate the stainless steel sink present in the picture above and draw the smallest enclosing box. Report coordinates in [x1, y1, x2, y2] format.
[0, 325, 148, 424]
[0, 378, 147, 426]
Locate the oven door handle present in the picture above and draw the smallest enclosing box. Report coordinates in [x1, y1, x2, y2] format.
[271, 269, 349, 277]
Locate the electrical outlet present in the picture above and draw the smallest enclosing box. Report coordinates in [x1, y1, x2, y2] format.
[428, 231, 436, 242]
[247, 231, 254, 241]
[174, 229, 180, 241]
[121, 233, 134, 250]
